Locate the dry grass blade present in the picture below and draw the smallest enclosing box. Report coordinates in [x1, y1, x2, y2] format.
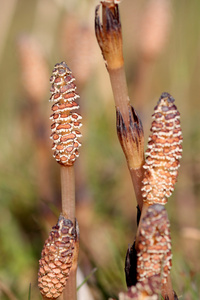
[0, 280, 18, 300]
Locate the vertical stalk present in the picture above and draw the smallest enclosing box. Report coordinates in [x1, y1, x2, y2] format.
[63, 270, 77, 300]
[95, 3, 145, 212]
[108, 67, 130, 128]
[38, 62, 81, 300]
[129, 168, 144, 212]
[61, 165, 75, 221]
[61, 165, 77, 300]
[109, 67, 145, 211]
[63, 237, 79, 300]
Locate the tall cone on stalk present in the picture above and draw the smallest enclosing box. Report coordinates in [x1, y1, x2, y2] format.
[141, 92, 183, 205]
[134, 92, 182, 299]
[49, 61, 82, 166]
[38, 62, 82, 300]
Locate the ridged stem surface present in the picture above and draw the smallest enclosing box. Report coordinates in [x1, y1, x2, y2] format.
[109, 67, 130, 128]
[129, 167, 144, 212]
[61, 165, 77, 300]
[61, 165, 75, 222]
[95, 3, 145, 211]
[109, 67, 144, 211]
[63, 268, 77, 300]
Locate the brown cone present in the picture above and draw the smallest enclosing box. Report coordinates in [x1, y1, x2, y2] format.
[136, 204, 172, 284]
[142, 92, 183, 205]
[38, 215, 77, 299]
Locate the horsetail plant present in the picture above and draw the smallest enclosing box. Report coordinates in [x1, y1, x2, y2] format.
[136, 204, 174, 299]
[38, 62, 82, 300]
[135, 92, 182, 299]
[95, 1, 182, 299]
[135, 93, 183, 248]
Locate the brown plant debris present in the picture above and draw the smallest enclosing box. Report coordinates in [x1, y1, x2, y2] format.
[38, 215, 77, 299]
[125, 242, 137, 287]
[141, 92, 183, 205]
[50, 61, 82, 166]
[118, 275, 161, 300]
[137, 204, 172, 284]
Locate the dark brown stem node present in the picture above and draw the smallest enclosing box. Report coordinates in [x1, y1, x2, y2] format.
[116, 106, 144, 170]
[95, 2, 123, 69]
[116, 106, 145, 210]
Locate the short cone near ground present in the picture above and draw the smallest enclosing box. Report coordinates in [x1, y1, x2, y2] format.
[38, 215, 77, 299]
[125, 93, 182, 295]
[118, 275, 161, 300]
[121, 205, 171, 299]
[136, 204, 172, 284]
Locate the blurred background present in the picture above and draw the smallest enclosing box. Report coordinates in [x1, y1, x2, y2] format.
[0, 0, 200, 299]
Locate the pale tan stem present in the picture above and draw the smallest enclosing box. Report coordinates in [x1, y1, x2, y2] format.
[60, 165, 77, 300]
[109, 67, 130, 128]
[95, 2, 144, 211]
[63, 231, 79, 300]
[129, 167, 145, 212]
[135, 202, 149, 250]
[109, 66, 144, 211]
[161, 274, 174, 300]
[63, 268, 77, 300]
[60, 165, 75, 221]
